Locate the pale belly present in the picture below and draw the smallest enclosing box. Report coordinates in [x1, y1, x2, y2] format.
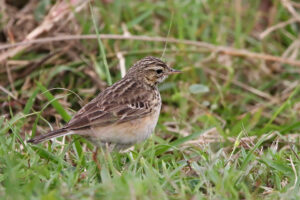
[81, 107, 161, 148]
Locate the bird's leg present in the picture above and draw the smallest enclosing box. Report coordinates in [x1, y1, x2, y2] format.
[92, 147, 101, 170]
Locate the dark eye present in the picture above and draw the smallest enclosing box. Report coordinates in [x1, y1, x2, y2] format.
[156, 69, 163, 74]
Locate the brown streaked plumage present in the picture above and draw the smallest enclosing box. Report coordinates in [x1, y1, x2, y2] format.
[27, 56, 181, 150]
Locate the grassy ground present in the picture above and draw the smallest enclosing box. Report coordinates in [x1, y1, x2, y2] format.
[1, 0, 300, 199]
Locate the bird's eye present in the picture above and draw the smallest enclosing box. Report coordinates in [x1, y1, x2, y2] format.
[156, 69, 163, 74]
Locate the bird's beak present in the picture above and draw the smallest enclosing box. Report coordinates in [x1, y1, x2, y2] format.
[168, 68, 182, 75]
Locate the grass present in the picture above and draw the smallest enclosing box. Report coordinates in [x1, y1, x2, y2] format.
[1, 0, 300, 199]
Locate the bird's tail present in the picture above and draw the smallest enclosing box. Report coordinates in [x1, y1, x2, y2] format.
[27, 128, 72, 144]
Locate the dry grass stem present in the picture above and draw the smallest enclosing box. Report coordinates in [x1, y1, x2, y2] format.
[0, 0, 88, 63]
[1, 34, 300, 67]
[259, 18, 298, 39]
[117, 52, 126, 78]
[203, 68, 276, 101]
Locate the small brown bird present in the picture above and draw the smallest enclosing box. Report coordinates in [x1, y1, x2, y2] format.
[28, 56, 181, 150]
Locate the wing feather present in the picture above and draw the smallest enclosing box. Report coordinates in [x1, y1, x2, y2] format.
[64, 80, 154, 131]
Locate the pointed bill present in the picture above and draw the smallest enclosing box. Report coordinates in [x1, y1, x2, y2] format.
[168, 68, 182, 74]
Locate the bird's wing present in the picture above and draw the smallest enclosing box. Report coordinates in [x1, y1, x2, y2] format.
[65, 84, 155, 131]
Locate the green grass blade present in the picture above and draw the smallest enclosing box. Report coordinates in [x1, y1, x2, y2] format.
[154, 127, 213, 156]
[89, 3, 112, 85]
[36, 82, 71, 122]
[235, 132, 274, 186]
[36, 82, 83, 159]
[31, 145, 70, 167]
[266, 85, 300, 128]
[23, 88, 40, 115]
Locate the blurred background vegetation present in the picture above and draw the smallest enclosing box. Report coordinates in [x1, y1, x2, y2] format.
[0, 0, 300, 199]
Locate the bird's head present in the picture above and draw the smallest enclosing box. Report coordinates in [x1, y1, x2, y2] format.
[126, 56, 181, 86]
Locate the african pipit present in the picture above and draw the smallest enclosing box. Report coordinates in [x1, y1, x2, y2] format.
[28, 56, 181, 150]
